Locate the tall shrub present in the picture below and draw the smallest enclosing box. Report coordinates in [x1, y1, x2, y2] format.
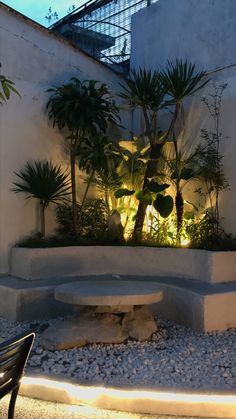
[46, 78, 119, 233]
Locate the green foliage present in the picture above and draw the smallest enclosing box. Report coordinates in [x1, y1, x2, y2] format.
[114, 188, 135, 198]
[55, 199, 109, 240]
[47, 78, 119, 136]
[136, 191, 153, 205]
[46, 77, 120, 233]
[0, 65, 20, 105]
[12, 161, 71, 208]
[12, 160, 71, 237]
[146, 181, 169, 193]
[196, 83, 229, 237]
[120, 60, 210, 240]
[115, 138, 149, 187]
[153, 194, 174, 218]
[159, 59, 209, 102]
[187, 213, 236, 251]
[120, 68, 165, 112]
[78, 133, 111, 174]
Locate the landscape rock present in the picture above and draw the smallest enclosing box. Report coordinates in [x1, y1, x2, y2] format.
[42, 314, 128, 350]
[122, 306, 157, 340]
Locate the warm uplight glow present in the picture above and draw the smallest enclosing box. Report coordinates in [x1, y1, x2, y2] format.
[180, 237, 190, 247]
[21, 375, 236, 408]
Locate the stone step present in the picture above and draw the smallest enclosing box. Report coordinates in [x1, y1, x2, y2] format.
[0, 275, 235, 332]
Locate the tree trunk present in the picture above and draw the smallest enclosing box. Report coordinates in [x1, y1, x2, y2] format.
[78, 169, 95, 230]
[175, 190, 184, 244]
[40, 203, 46, 238]
[133, 143, 163, 241]
[70, 149, 77, 234]
[80, 169, 95, 212]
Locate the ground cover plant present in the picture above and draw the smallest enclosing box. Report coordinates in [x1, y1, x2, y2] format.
[13, 60, 236, 250]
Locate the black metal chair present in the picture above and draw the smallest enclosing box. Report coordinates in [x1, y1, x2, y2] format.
[0, 331, 35, 419]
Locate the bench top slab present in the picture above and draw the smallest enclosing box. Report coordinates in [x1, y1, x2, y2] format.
[55, 280, 163, 306]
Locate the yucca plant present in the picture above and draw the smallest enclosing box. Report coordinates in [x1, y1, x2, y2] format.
[12, 160, 71, 237]
[46, 78, 120, 234]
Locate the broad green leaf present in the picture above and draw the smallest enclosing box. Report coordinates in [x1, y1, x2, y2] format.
[153, 194, 174, 218]
[147, 181, 170, 193]
[114, 188, 135, 199]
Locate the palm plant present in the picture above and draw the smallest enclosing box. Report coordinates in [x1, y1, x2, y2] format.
[159, 60, 210, 242]
[46, 78, 119, 233]
[159, 59, 209, 156]
[12, 160, 71, 237]
[120, 61, 209, 240]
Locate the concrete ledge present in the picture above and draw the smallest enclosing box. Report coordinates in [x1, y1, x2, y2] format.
[0, 276, 74, 321]
[19, 374, 236, 418]
[152, 282, 236, 332]
[11, 247, 236, 284]
[1, 275, 236, 331]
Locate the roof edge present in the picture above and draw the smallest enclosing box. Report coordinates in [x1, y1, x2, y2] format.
[0, 1, 121, 76]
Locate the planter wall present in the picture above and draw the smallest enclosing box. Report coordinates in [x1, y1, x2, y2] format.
[11, 246, 236, 284]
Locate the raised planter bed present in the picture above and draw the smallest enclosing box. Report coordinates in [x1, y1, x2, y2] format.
[11, 246, 236, 284]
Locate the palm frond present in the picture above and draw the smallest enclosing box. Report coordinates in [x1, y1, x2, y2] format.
[12, 160, 71, 207]
[120, 68, 165, 111]
[159, 59, 210, 102]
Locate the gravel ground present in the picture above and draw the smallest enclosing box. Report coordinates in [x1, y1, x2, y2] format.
[0, 316, 235, 391]
[0, 395, 216, 419]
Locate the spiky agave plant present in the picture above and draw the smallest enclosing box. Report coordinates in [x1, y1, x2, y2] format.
[12, 160, 71, 237]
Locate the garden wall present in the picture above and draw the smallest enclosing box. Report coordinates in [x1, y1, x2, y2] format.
[131, 0, 236, 236]
[0, 4, 130, 275]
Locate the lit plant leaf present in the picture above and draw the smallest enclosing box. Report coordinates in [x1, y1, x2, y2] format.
[184, 211, 194, 220]
[136, 191, 153, 205]
[119, 140, 137, 154]
[114, 188, 135, 199]
[153, 194, 174, 218]
[137, 157, 149, 164]
[147, 181, 170, 193]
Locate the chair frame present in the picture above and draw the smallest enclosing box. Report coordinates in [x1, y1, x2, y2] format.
[0, 330, 35, 419]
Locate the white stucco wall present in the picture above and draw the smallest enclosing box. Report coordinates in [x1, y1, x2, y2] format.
[0, 4, 130, 274]
[131, 0, 236, 235]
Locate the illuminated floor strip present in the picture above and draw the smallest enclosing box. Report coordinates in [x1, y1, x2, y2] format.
[20, 375, 236, 418]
